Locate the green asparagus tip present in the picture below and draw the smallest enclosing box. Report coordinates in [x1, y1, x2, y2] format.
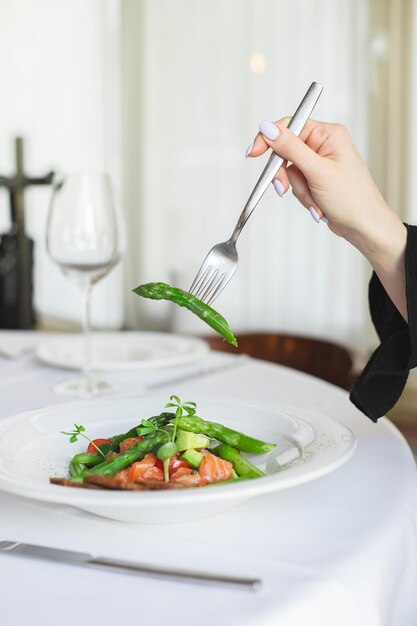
[132, 282, 171, 300]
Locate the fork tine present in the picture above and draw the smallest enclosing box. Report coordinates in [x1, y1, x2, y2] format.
[189, 264, 211, 295]
[206, 273, 228, 306]
[199, 269, 222, 303]
[203, 272, 226, 305]
[192, 267, 217, 300]
[195, 268, 219, 302]
[189, 263, 214, 296]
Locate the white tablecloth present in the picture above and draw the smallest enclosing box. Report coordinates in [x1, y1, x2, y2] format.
[0, 331, 417, 626]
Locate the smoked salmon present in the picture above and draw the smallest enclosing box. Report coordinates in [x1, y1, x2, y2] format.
[198, 452, 233, 483]
[119, 436, 144, 452]
[127, 453, 164, 482]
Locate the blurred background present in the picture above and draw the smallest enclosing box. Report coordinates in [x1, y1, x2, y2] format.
[0, 0, 416, 435]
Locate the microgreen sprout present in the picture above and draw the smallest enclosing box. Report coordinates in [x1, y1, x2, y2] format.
[165, 395, 197, 444]
[61, 423, 105, 457]
[136, 414, 179, 482]
[136, 419, 159, 437]
[143, 395, 198, 482]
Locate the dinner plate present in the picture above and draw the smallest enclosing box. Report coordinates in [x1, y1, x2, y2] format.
[0, 396, 356, 523]
[35, 332, 209, 371]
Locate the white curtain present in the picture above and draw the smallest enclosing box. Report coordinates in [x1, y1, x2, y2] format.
[0, 0, 124, 328]
[406, 1, 417, 222]
[122, 0, 372, 350]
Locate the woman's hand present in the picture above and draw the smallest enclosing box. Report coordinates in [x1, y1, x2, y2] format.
[246, 118, 408, 320]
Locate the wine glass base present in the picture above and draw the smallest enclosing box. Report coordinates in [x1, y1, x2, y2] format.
[53, 376, 115, 398]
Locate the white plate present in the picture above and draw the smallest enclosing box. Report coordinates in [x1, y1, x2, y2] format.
[0, 396, 356, 523]
[35, 332, 209, 371]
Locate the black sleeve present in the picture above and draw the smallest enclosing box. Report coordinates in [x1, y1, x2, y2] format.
[350, 224, 417, 421]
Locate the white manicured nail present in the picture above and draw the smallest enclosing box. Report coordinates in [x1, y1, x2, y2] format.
[273, 180, 285, 197]
[245, 142, 254, 158]
[321, 215, 329, 224]
[259, 120, 279, 141]
[309, 206, 321, 223]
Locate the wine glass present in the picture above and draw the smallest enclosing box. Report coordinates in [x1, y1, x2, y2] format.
[46, 173, 122, 396]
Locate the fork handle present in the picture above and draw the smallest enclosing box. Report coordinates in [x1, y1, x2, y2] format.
[229, 81, 323, 244]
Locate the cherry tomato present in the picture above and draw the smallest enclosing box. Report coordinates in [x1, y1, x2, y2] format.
[87, 438, 112, 455]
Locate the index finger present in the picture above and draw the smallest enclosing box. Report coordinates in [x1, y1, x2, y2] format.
[247, 118, 321, 158]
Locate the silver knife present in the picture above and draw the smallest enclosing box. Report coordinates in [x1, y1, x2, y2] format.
[0, 541, 261, 591]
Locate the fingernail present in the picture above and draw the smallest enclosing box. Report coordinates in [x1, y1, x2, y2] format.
[321, 215, 329, 224]
[273, 180, 285, 197]
[309, 206, 321, 223]
[245, 142, 254, 158]
[259, 120, 279, 141]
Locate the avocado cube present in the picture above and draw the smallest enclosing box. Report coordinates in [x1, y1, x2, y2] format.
[175, 429, 210, 451]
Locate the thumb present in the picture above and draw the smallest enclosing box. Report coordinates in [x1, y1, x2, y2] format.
[259, 120, 321, 178]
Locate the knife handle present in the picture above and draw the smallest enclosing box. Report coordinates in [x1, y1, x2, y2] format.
[0, 540, 261, 591]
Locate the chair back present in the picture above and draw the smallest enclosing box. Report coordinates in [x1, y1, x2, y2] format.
[202, 332, 363, 391]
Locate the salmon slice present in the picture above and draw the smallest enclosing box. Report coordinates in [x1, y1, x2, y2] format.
[114, 468, 130, 482]
[119, 436, 144, 452]
[170, 467, 203, 487]
[127, 453, 164, 482]
[115, 451, 156, 482]
[198, 453, 233, 483]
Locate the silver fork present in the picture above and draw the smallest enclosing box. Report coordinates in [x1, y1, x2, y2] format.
[189, 81, 323, 306]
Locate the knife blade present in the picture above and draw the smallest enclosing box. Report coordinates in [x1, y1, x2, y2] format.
[0, 541, 261, 591]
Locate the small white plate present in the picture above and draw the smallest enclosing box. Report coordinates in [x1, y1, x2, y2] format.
[0, 396, 356, 523]
[35, 332, 209, 371]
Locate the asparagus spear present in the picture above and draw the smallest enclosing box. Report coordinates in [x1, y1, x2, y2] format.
[212, 443, 265, 478]
[69, 451, 112, 480]
[84, 430, 170, 479]
[109, 413, 174, 450]
[169, 415, 276, 454]
[133, 282, 237, 347]
[71, 453, 104, 468]
[69, 457, 85, 479]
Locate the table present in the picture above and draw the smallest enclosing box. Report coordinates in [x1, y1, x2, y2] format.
[1, 331, 417, 626]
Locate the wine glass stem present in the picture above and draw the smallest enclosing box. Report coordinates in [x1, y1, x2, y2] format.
[81, 283, 93, 382]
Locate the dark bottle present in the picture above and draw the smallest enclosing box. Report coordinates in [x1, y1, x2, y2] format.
[0, 224, 34, 329]
[0, 137, 53, 329]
